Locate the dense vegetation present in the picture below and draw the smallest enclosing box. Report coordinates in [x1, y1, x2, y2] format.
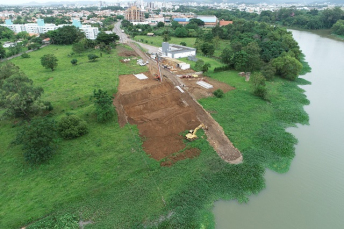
[193, 6, 344, 30]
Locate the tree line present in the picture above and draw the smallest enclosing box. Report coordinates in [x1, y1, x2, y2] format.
[193, 6, 344, 35]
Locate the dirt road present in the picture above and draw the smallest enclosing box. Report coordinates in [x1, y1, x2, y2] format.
[127, 42, 242, 164]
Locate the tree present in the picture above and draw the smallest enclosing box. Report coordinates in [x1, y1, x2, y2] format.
[202, 63, 211, 73]
[13, 118, 57, 164]
[157, 22, 164, 28]
[189, 18, 205, 26]
[194, 59, 205, 71]
[242, 41, 262, 72]
[72, 42, 85, 55]
[251, 73, 267, 99]
[71, 59, 78, 65]
[261, 62, 276, 81]
[47, 26, 84, 45]
[203, 32, 214, 42]
[15, 31, 30, 40]
[171, 21, 182, 29]
[174, 27, 188, 37]
[88, 54, 99, 62]
[220, 48, 233, 65]
[0, 26, 15, 39]
[332, 19, 344, 35]
[0, 62, 20, 87]
[272, 54, 302, 81]
[96, 32, 119, 45]
[201, 42, 215, 56]
[162, 33, 171, 42]
[58, 115, 88, 139]
[180, 42, 187, 46]
[0, 43, 5, 59]
[91, 89, 115, 122]
[41, 54, 58, 71]
[0, 73, 46, 119]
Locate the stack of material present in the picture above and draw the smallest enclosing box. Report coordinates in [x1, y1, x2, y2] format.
[134, 73, 148, 80]
[197, 81, 213, 89]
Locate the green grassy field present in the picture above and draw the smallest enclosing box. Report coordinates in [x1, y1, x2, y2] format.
[0, 44, 310, 228]
[134, 35, 196, 48]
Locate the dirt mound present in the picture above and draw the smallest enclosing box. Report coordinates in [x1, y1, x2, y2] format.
[115, 75, 200, 161]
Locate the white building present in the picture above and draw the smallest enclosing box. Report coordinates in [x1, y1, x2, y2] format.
[159, 42, 196, 59]
[0, 19, 99, 40]
[79, 25, 99, 40]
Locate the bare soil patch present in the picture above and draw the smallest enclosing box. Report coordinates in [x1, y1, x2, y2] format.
[181, 76, 235, 100]
[117, 45, 139, 57]
[114, 73, 200, 161]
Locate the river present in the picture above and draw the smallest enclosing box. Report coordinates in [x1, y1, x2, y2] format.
[213, 30, 344, 229]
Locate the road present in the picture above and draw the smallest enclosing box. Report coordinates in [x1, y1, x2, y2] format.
[113, 20, 129, 43]
[113, 21, 159, 54]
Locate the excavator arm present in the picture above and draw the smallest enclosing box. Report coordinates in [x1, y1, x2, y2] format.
[185, 124, 207, 141]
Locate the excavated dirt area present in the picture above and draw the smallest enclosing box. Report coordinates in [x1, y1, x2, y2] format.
[180, 77, 235, 100]
[117, 45, 139, 57]
[114, 72, 200, 163]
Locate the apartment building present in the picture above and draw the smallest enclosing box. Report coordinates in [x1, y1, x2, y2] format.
[125, 6, 144, 22]
[0, 19, 99, 40]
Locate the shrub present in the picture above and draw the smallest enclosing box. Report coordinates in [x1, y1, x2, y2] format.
[71, 59, 78, 65]
[88, 54, 99, 62]
[180, 42, 187, 46]
[58, 115, 88, 139]
[251, 73, 267, 99]
[21, 53, 30, 58]
[13, 118, 57, 164]
[91, 89, 115, 122]
[194, 59, 204, 71]
[213, 89, 224, 98]
[214, 65, 231, 73]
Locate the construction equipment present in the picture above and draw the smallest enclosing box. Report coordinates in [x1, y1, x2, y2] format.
[154, 74, 161, 81]
[185, 124, 207, 141]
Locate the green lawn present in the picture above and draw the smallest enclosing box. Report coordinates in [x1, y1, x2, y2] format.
[134, 35, 197, 48]
[0, 44, 310, 228]
[179, 55, 225, 72]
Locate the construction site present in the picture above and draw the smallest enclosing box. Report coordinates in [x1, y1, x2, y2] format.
[114, 44, 243, 165]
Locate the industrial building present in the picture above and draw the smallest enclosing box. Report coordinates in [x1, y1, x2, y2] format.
[173, 15, 218, 27]
[0, 19, 99, 40]
[196, 15, 218, 27]
[159, 42, 196, 59]
[125, 5, 144, 22]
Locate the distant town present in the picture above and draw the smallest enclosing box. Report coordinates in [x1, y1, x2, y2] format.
[1, 1, 344, 41]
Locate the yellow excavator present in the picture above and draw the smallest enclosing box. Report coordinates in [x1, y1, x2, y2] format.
[185, 124, 207, 141]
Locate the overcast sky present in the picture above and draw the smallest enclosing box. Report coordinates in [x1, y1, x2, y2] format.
[2, 0, 105, 5]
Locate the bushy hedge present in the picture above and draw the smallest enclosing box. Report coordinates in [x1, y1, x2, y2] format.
[213, 89, 224, 98]
[214, 65, 231, 73]
[58, 115, 88, 139]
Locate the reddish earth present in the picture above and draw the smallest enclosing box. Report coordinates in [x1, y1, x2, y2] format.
[114, 72, 200, 161]
[117, 45, 139, 57]
[180, 76, 235, 100]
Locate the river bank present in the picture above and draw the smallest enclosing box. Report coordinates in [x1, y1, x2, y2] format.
[213, 29, 344, 229]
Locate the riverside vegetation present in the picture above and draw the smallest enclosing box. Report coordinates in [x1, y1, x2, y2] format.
[0, 27, 311, 228]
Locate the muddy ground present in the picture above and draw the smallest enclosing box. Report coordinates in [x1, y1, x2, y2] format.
[114, 72, 200, 164]
[114, 70, 240, 165]
[180, 77, 235, 100]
